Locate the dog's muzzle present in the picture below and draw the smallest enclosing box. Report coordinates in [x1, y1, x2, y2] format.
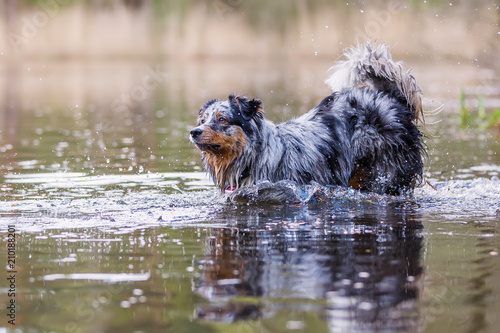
[190, 127, 203, 140]
[190, 127, 221, 152]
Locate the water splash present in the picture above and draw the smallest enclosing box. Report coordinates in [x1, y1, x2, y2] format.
[227, 180, 395, 205]
[1, 172, 499, 232]
[415, 177, 500, 218]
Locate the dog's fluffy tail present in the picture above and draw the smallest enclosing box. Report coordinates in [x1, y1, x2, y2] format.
[325, 43, 424, 123]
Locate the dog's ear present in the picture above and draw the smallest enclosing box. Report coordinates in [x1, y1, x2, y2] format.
[229, 94, 263, 121]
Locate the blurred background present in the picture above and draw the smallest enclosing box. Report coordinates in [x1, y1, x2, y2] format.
[1, 0, 498, 59]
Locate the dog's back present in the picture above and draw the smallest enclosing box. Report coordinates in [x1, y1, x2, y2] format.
[320, 43, 425, 194]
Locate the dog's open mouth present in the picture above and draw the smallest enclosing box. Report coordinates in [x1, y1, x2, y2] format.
[194, 143, 221, 152]
[225, 185, 237, 193]
[225, 171, 250, 193]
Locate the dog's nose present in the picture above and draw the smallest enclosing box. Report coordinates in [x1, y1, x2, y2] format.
[190, 128, 203, 139]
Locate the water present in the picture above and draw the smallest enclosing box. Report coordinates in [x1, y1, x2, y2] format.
[0, 58, 499, 333]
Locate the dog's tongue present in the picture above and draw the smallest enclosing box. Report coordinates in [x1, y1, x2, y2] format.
[225, 185, 237, 193]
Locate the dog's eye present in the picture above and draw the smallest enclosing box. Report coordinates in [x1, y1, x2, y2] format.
[218, 117, 226, 123]
[200, 119, 205, 124]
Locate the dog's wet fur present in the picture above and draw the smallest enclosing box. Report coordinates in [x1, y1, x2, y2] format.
[190, 43, 425, 195]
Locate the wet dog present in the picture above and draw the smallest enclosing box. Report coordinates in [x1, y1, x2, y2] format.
[190, 43, 425, 195]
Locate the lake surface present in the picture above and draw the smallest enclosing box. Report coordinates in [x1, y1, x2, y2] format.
[0, 58, 499, 333]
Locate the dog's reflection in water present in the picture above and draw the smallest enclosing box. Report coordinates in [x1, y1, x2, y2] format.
[194, 203, 423, 331]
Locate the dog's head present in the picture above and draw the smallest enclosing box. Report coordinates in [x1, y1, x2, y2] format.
[190, 94, 263, 153]
[190, 94, 264, 190]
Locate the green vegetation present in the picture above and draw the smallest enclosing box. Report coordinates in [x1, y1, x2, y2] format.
[459, 88, 500, 130]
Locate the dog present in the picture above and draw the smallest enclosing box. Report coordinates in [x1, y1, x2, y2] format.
[190, 43, 425, 195]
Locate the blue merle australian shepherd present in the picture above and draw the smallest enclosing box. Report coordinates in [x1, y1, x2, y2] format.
[190, 43, 425, 195]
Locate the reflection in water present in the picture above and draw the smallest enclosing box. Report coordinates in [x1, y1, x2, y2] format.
[195, 202, 423, 332]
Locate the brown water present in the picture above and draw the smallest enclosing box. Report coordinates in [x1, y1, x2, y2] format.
[0, 57, 499, 333]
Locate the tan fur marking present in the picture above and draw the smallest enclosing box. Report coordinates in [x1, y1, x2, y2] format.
[201, 127, 248, 190]
[255, 105, 264, 116]
[348, 169, 367, 190]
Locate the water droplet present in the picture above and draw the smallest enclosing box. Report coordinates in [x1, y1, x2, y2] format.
[354, 282, 364, 289]
[286, 321, 305, 330]
[358, 271, 370, 278]
[120, 300, 131, 308]
[358, 302, 374, 310]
